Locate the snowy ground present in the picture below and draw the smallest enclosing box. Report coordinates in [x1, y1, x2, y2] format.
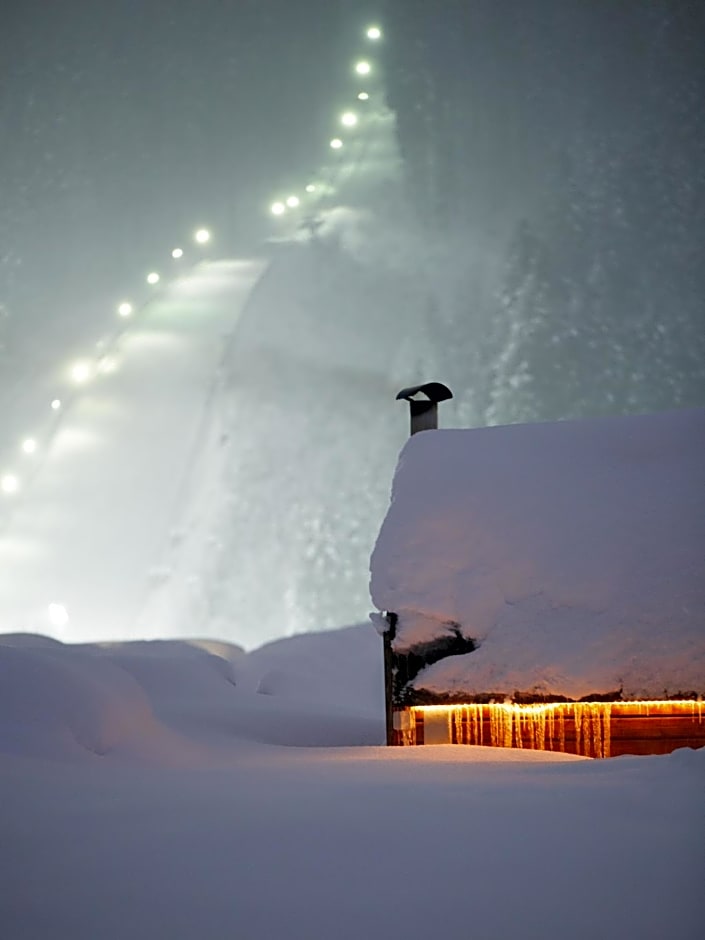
[1, 628, 704, 940]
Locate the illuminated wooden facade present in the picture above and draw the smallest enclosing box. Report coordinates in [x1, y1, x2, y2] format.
[383, 617, 705, 758]
[390, 700, 705, 757]
[379, 394, 705, 759]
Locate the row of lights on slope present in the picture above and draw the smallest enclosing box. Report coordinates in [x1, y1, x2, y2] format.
[269, 24, 382, 218]
[3, 23, 383, 622]
[0, 227, 213, 499]
[3, 25, 383, 491]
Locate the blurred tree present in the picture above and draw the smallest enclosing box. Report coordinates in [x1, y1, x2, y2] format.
[383, 0, 705, 421]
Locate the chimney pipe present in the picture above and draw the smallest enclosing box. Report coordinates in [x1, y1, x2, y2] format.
[396, 382, 453, 435]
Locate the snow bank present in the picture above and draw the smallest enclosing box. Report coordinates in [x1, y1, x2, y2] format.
[239, 623, 384, 715]
[370, 409, 705, 700]
[79, 638, 242, 708]
[0, 626, 385, 762]
[0, 634, 257, 763]
[0, 640, 166, 761]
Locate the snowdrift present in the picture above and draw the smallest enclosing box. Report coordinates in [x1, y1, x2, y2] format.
[0, 626, 384, 762]
[241, 623, 384, 712]
[0, 639, 168, 761]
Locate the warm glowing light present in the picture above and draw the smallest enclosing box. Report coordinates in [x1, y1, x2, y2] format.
[117, 301, 133, 318]
[194, 228, 211, 244]
[146, 272, 160, 285]
[171, 248, 184, 259]
[366, 26, 382, 40]
[330, 138, 343, 150]
[401, 700, 705, 758]
[47, 603, 69, 627]
[357, 92, 369, 101]
[70, 361, 93, 384]
[271, 201, 286, 216]
[1, 473, 20, 495]
[21, 438, 37, 455]
[355, 60, 371, 76]
[340, 111, 358, 127]
[286, 195, 300, 208]
[51, 399, 62, 411]
[305, 184, 316, 193]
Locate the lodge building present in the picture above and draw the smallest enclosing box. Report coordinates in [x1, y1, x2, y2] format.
[372, 387, 705, 758]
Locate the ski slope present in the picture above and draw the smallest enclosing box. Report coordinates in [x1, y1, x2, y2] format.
[1, 96, 423, 648]
[0, 260, 266, 641]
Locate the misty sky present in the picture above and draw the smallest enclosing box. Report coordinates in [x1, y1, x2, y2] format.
[1, 1, 377, 336]
[3, 0, 703, 409]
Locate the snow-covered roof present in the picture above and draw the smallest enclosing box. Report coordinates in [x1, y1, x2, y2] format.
[370, 409, 705, 701]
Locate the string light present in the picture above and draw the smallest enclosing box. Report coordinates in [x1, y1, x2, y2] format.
[407, 701, 705, 758]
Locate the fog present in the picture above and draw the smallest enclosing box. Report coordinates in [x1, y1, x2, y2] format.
[2, 1, 703, 642]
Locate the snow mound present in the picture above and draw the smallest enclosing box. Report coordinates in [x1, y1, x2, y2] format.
[370, 409, 705, 700]
[0, 641, 164, 760]
[239, 623, 383, 714]
[0, 632, 64, 648]
[80, 638, 241, 708]
[0, 626, 386, 760]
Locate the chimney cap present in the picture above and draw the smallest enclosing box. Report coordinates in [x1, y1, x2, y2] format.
[396, 382, 453, 404]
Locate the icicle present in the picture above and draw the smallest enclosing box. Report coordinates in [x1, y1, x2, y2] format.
[603, 704, 611, 758]
[569, 703, 612, 757]
[411, 698, 704, 756]
[408, 709, 417, 747]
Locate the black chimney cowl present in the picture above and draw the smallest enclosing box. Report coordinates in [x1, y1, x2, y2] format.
[396, 382, 453, 435]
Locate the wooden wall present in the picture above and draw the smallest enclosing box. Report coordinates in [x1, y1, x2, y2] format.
[391, 701, 705, 757]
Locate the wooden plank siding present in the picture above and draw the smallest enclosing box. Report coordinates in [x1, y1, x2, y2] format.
[391, 702, 705, 757]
